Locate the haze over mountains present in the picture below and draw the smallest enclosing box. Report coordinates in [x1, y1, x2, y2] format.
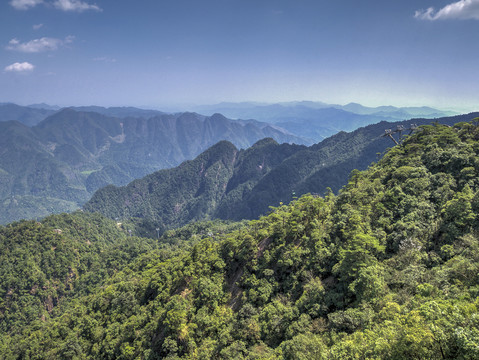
[0, 101, 468, 225]
[0, 101, 455, 141]
[190, 101, 457, 140]
[0, 106, 303, 224]
[84, 113, 478, 229]
[0, 103, 57, 127]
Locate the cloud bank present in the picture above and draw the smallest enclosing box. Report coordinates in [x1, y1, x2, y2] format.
[52, 0, 101, 12]
[6, 36, 74, 53]
[415, 0, 479, 20]
[4, 62, 35, 72]
[10, 0, 43, 10]
[10, 0, 101, 12]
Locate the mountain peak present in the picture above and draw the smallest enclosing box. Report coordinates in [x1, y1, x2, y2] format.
[210, 113, 228, 121]
[208, 139, 237, 151]
[252, 137, 278, 147]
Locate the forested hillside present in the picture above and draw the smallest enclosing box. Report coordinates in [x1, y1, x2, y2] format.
[85, 113, 478, 229]
[2, 120, 479, 359]
[0, 108, 305, 224]
[0, 212, 241, 342]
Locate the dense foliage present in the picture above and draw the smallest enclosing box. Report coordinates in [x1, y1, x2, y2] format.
[0, 212, 159, 335]
[2, 120, 479, 358]
[0, 212, 245, 344]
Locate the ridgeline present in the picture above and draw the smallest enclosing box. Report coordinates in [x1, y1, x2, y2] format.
[84, 113, 478, 230]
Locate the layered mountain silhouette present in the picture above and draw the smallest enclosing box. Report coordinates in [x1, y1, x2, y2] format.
[84, 112, 479, 228]
[0, 103, 57, 126]
[191, 101, 457, 141]
[0, 108, 306, 224]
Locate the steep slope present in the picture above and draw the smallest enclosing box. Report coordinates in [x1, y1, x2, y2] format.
[85, 113, 478, 227]
[0, 121, 86, 214]
[0, 212, 240, 340]
[84, 140, 240, 225]
[3, 120, 479, 359]
[0, 109, 307, 224]
[85, 138, 304, 227]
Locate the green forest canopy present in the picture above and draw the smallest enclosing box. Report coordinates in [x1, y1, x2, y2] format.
[1, 121, 479, 359]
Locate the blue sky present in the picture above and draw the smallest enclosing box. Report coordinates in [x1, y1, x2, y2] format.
[1, 0, 478, 111]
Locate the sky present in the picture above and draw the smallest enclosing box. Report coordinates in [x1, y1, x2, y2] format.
[0, 0, 478, 112]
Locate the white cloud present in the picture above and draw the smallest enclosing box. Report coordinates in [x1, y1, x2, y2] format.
[33, 24, 44, 30]
[10, 0, 43, 10]
[10, 0, 101, 12]
[4, 62, 35, 72]
[415, 0, 479, 20]
[52, 0, 101, 12]
[6, 36, 74, 53]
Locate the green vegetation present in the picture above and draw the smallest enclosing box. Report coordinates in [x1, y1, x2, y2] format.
[80, 169, 101, 176]
[0, 212, 155, 335]
[2, 121, 479, 358]
[0, 195, 79, 224]
[84, 138, 304, 228]
[85, 114, 477, 229]
[0, 108, 306, 224]
[0, 211, 238, 340]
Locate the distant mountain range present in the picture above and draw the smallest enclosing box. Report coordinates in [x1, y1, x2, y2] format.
[190, 101, 457, 140]
[0, 102, 467, 224]
[0, 103, 57, 126]
[84, 112, 478, 229]
[192, 100, 457, 120]
[0, 103, 167, 127]
[0, 108, 305, 224]
[1, 102, 457, 142]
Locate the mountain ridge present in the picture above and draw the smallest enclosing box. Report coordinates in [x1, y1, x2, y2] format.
[190, 101, 458, 141]
[84, 112, 479, 229]
[0, 108, 307, 224]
